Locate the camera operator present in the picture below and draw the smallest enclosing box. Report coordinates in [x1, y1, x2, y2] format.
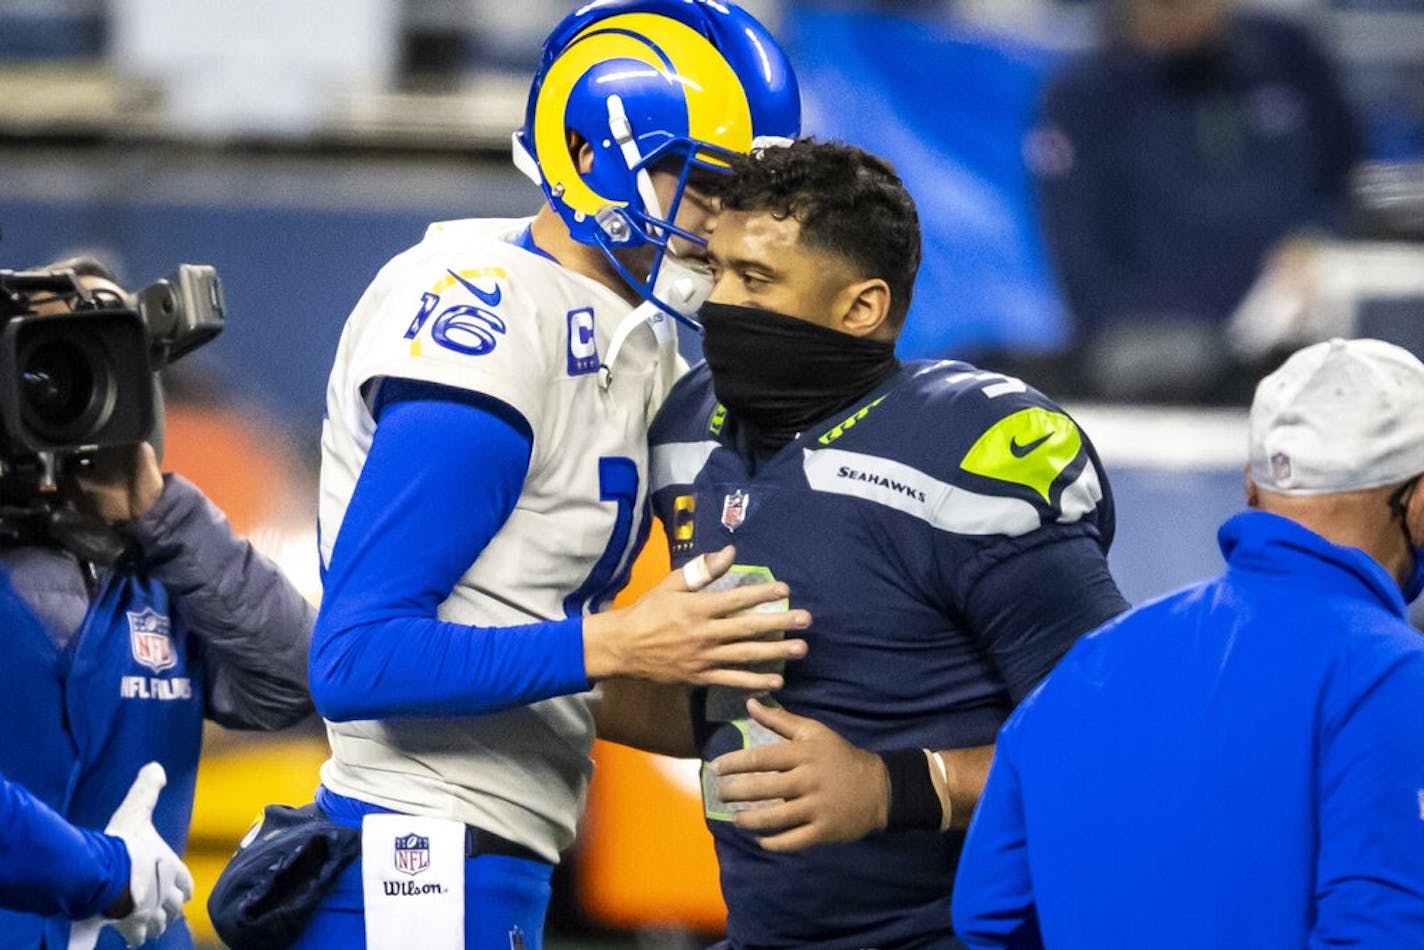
[0, 257, 315, 949]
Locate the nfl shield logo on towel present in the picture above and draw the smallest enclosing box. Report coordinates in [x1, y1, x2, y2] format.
[127, 608, 175, 674]
[721, 490, 749, 532]
[394, 833, 430, 875]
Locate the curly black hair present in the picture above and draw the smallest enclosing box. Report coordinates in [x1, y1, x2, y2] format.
[719, 138, 922, 328]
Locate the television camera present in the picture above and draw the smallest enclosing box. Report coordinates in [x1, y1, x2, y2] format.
[0, 264, 225, 551]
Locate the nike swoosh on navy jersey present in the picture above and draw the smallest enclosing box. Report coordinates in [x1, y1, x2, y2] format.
[1009, 432, 1052, 457]
[447, 269, 502, 307]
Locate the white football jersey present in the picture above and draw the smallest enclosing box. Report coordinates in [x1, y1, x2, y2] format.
[317, 216, 680, 861]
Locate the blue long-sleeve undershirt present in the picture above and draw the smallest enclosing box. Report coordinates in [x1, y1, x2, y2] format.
[0, 774, 129, 920]
[310, 380, 590, 722]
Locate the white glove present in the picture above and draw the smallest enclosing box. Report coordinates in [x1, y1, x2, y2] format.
[70, 763, 194, 949]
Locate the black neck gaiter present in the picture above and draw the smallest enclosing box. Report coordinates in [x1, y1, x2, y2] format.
[700, 301, 900, 453]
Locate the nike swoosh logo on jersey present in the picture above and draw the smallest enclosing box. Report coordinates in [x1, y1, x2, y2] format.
[1009, 432, 1052, 457]
[447, 269, 501, 307]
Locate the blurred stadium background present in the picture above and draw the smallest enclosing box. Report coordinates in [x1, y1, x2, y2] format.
[2, 0, 1421, 946]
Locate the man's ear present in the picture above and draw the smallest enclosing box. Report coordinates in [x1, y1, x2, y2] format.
[567, 131, 595, 174]
[1244, 468, 1260, 509]
[835, 278, 892, 339]
[1405, 474, 1424, 536]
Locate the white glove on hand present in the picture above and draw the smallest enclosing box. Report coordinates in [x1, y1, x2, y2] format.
[90, 763, 195, 948]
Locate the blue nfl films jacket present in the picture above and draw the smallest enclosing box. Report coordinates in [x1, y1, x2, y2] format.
[0, 569, 203, 950]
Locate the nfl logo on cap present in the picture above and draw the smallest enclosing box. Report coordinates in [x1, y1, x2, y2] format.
[1271, 452, 1292, 483]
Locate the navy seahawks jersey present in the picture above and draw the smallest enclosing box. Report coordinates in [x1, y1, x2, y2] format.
[648, 359, 1124, 948]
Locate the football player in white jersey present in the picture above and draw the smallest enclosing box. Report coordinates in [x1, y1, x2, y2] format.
[265, 2, 806, 948]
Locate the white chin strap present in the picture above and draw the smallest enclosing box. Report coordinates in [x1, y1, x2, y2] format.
[607, 94, 665, 237]
[600, 260, 713, 392]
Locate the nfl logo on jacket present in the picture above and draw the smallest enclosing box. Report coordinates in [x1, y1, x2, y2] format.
[127, 607, 175, 674]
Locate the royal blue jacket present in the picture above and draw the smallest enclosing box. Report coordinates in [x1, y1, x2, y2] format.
[953, 510, 1424, 948]
[0, 476, 314, 949]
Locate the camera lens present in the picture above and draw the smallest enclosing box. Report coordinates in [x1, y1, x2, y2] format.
[1, 308, 151, 454]
[22, 340, 96, 427]
[17, 335, 112, 445]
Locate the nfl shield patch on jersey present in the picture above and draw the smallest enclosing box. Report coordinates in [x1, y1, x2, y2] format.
[721, 490, 749, 532]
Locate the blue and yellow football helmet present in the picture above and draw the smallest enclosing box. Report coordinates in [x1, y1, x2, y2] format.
[513, 0, 801, 323]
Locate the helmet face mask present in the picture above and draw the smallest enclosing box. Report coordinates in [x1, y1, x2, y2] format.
[587, 133, 727, 253]
[593, 137, 734, 314]
[514, 0, 800, 326]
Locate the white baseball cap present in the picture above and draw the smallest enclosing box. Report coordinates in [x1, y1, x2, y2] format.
[1250, 337, 1424, 495]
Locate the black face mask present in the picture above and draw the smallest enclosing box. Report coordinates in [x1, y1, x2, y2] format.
[700, 301, 899, 452]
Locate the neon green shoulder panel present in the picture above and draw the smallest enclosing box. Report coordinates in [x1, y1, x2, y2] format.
[959, 407, 1082, 502]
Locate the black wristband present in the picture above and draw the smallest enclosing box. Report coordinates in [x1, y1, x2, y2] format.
[689, 688, 715, 751]
[880, 748, 942, 832]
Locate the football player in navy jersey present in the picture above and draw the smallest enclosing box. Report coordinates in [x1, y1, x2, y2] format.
[596, 139, 1129, 948]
